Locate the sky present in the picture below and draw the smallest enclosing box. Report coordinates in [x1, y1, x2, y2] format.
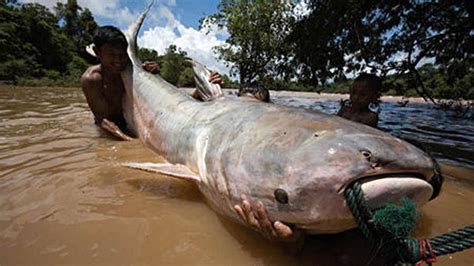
[18, 0, 232, 76]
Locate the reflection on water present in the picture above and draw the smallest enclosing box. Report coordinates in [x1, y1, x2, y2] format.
[0, 86, 473, 265]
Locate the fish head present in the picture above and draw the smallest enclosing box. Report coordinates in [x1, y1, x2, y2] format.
[226, 116, 442, 234]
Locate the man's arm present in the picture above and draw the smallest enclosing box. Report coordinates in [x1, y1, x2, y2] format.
[336, 105, 348, 117]
[100, 118, 134, 141]
[81, 70, 133, 141]
[142, 61, 160, 74]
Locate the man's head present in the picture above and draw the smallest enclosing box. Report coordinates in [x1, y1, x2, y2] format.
[254, 87, 270, 102]
[350, 73, 381, 108]
[238, 86, 270, 102]
[93, 26, 129, 72]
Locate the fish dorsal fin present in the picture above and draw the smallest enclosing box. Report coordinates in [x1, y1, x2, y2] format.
[123, 162, 201, 183]
[186, 59, 223, 101]
[124, 0, 155, 67]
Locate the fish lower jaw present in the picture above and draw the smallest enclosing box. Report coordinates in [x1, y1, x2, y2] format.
[360, 177, 433, 210]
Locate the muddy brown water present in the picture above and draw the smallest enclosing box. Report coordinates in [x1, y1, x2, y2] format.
[0, 86, 473, 265]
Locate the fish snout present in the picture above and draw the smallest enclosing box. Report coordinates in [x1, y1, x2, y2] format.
[355, 147, 443, 201]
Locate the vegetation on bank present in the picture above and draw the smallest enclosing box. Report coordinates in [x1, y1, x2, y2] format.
[1, 0, 472, 113]
[0, 0, 237, 88]
[203, 1, 473, 107]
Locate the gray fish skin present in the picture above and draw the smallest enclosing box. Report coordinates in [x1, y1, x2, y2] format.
[121, 3, 441, 234]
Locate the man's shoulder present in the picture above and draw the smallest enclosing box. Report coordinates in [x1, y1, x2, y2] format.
[81, 65, 103, 85]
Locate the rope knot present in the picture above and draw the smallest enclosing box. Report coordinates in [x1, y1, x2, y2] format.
[416, 239, 437, 265]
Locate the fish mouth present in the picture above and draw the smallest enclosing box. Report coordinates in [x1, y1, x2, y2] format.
[297, 174, 435, 234]
[358, 174, 434, 210]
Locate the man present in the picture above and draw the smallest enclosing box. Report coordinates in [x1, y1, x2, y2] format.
[336, 73, 381, 128]
[81, 26, 221, 140]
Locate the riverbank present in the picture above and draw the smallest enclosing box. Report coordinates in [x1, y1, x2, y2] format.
[269, 90, 430, 104]
[2, 85, 469, 105]
[182, 87, 465, 104]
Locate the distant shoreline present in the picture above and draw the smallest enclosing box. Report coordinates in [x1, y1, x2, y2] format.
[214, 88, 434, 104]
[268, 90, 431, 104]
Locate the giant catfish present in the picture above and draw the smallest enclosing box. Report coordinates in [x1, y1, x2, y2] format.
[120, 2, 442, 236]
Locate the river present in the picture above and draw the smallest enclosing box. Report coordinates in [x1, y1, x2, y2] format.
[0, 86, 472, 265]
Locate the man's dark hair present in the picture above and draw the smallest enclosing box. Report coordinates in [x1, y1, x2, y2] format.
[255, 87, 270, 102]
[354, 73, 382, 91]
[237, 86, 255, 96]
[238, 85, 270, 102]
[93, 26, 128, 49]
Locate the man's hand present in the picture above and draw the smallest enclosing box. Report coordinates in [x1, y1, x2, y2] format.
[142, 61, 160, 74]
[100, 118, 134, 141]
[234, 199, 304, 243]
[209, 71, 222, 85]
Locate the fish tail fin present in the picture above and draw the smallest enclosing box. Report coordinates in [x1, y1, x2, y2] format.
[186, 58, 223, 101]
[125, 0, 156, 66]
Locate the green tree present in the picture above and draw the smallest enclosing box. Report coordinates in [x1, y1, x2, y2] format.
[55, 0, 96, 55]
[288, 0, 473, 102]
[0, 2, 40, 81]
[0, 0, 98, 85]
[177, 67, 195, 87]
[202, 0, 295, 86]
[160, 45, 188, 85]
[20, 3, 74, 72]
[63, 0, 80, 38]
[77, 8, 97, 55]
[138, 47, 162, 63]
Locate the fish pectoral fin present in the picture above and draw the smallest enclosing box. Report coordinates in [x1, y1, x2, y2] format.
[123, 162, 201, 183]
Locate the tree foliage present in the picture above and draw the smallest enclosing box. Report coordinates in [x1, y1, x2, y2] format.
[0, 0, 95, 85]
[1, 1, 235, 89]
[202, 0, 296, 87]
[204, 0, 473, 103]
[289, 0, 473, 102]
[137, 45, 236, 88]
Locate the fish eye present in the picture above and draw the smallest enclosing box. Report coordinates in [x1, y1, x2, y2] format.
[360, 149, 372, 161]
[274, 188, 289, 204]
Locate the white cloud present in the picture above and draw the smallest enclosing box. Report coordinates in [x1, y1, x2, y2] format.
[138, 6, 231, 77]
[19, 0, 230, 76]
[18, 0, 59, 8]
[18, 0, 138, 27]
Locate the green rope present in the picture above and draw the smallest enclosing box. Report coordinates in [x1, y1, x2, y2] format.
[345, 181, 474, 264]
[344, 183, 374, 239]
[429, 225, 474, 256]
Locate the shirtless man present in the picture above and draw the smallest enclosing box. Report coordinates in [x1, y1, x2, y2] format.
[81, 26, 144, 140]
[337, 73, 381, 128]
[81, 26, 221, 140]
